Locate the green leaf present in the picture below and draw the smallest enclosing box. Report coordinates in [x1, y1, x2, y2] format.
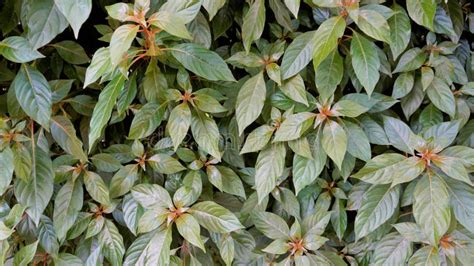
[446, 179, 474, 234]
[355, 184, 400, 240]
[88, 74, 126, 152]
[280, 74, 308, 106]
[389, 4, 411, 59]
[84, 47, 112, 88]
[173, 171, 202, 208]
[110, 24, 139, 66]
[332, 99, 369, 118]
[52, 40, 90, 64]
[372, 233, 412, 265]
[202, 0, 226, 20]
[53, 179, 83, 242]
[98, 219, 125, 266]
[383, 116, 420, 154]
[255, 143, 286, 202]
[274, 112, 315, 142]
[110, 164, 139, 198]
[351, 9, 391, 43]
[315, 50, 343, 101]
[321, 120, 347, 170]
[54, 0, 92, 38]
[148, 153, 186, 174]
[350, 32, 380, 96]
[312, 16, 346, 70]
[26, 0, 68, 49]
[190, 201, 243, 233]
[191, 110, 221, 160]
[167, 103, 191, 151]
[344, 121, 371, 161]
[426, 77, 456, 117]
[105, 3, 134, 22]
[50, 116, 87, 161]
[124, 226, 172, 266]
[132, 184, 173, 210]
[12, 64, 52, 129]
[240, 125, 275, 154]
[129, 103, 165, 139]
[0, 222, 14, 241]
[433, 156, 471, 185]
[148, 11, 192, 39]
[38, 216, 59, 255]
[13, 240, 38, 266]
[207, 165, 246, 198]
[407, 0, 436, 30]
[171, 43, 235, 81]
[192, 91, 227, 113]
[84, 171, 110, 206]
[393, 48, 427, 73]
[0, 148, 14, 195]
[352, 154, 424, 185]
[262, 239, 289, 254]
[0, 36, 44, 63]
[236, 72, 266, 135]
[413, 174, 450, 246]
[252, 211, 290, 239]
[14, 149, 54, 225]
[393, 72, 415, 99]
[242, 0, 265, 53]
[408, 246, 439, 265]
[281, 31, 315, 79]
[176, 213, 205, 250]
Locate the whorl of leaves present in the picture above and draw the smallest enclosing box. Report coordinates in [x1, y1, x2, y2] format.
[0, 0, 473, 265]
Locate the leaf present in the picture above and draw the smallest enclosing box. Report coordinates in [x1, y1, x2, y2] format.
[98, 219, 125, 266]
[351, 9, 391, 43]
[383, 116, 419, 154]
[84, 47, 112, 88]
[148, 154, 186, 174]
[129, 103, 165, 139]
[13, 240, 38, 266]
[446, 179, 474, 234]
[109, 24, 139, 66]
[355, 184, 400, 240]
[372, 233, 412, 265]
[235, 72, 266, 135]
[148, 11, 192, 39]
[393, 72, 415, 99]
[315, 49, 343, 101]
[426, 77, 456, 117]
[408, 246, 439, 265]
[393, 48, 427, 73]
[54, 0, 92, 38]
[132, 184, 173, 210]
[242, 0, 265, 53]
[0, 148, 14, 195]
[252, 211, 289, 239]
[191, 110, 221, 160]
[38, 216, 59, 255]
[350, 32, 380, 96]
[12, 64, 52, 129]
[0, 36, 44, 63]
[124, 227, 172, 266]
[407, 0, 437, 30]
[190, 201, 243, 233]
[88, 74, 126, 152]
[255, 143, 286, 202]
[312, 16, 346, 70]
[176, 214, 205, 250]
[83, 171, 110, 206]
[202, 0, 226, 20]
[50, 116, 87, 161]
[207, 165, 246, 198]
[353, 154, 424, 185]
[53, 179, 83, 242]
[332, 99, 369, 118]
[240, 125, 275, 154]
[274, 112, 315, 142]
[344, 121, 371, 161]
[109, 164, 139, 198]
[321, 120, 347, 170]
[280, 74, 308, 106]
[52, 40, 90, 64]
[171, 43, 235, 81]
[166, 103, 191, 150]
[105, 3, 134, 22]
[281, 31, 315, 79]
[26, 0, 68, 49]
[389, 4, 411, 59]
[433, 156, 471, 185]
[413, 174, 450, 246]
[14, 149, 54, 225]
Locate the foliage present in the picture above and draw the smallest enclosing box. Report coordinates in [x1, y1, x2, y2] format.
[0, 0, 473, 265]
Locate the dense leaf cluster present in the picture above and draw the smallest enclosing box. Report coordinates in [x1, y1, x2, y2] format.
[0, 0, 473, 265]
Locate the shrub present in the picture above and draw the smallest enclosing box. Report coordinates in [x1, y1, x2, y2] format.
[0, 0, 473, 265]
